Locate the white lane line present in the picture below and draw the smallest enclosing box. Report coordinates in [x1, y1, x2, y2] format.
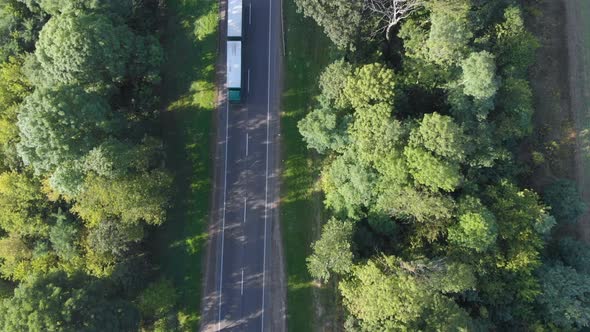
[246, 133, 249, 156]
[249, 2, 252, 25]
[261, 0, 272, 329]
[247, 69, 251, 94]
[217, 101, 230, 331]
[243, 197, 247, 223]
[241, 269, 245, 295]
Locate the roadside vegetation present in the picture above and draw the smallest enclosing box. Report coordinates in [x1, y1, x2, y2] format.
[0, 0, 216, 331]
[293, 0, 590, 330]
[281, 0, 335, 330]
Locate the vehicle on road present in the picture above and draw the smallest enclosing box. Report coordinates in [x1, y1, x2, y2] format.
[227, 0, 243, 103]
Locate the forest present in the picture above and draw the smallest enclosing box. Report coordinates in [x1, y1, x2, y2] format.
[295, 0, 590, 330]
[0, 0, 185, 330]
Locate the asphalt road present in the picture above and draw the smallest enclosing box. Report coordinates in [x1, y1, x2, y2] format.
[201, 0, 285, 330]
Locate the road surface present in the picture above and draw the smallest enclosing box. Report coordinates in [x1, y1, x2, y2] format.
[201, 0, 285, 330]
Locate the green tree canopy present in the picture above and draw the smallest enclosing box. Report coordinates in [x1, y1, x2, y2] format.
[0, 171, 48, 236]
[0, 271, 140, 331]
[543, 179, 587, 224]
[307, 218, 354, 283]
[426, 0, 472, 66]
[293, 0, 362, 49]
[32, 12, 132, 89]
[461, 51, 499, 100]
[318, 59, 353, 109]
[298, 106, 349, 154]
[17, 86, 112, 174]
[72, 170, 172, 227]
[340, 256, 474, 330]
[343, 63, 396, 109]
[447, 196, 497, 252]
[321, 151, 376, 218]
[409, 112, 467, 162]
[537, 264, 590, 329]
[404, 146, 462, 192]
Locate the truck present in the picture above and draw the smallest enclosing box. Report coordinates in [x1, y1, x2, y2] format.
[227, 0, 243, 103]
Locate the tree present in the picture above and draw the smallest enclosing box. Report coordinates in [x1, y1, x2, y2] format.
[321, 151, 376, 218]
[404, 146, 462, 192]
[307, 218, 354, 283]
[32, 12, 133, 89]
[543, 179, 587, 224]
[0, 234, 31, 280]
[27, 0, 133, 17]
[495, 77, 533, 139]
[409, 112, 467, 162]
[339, 256, 473, 330]
[376, 184, 454, 225]
[88, 219, 144, 257]
[557, 237, 590, 274]
[298, 107, 349, 154]
[366, 0, 423, 40]
[0, 171, 48, 236]
[349, 102, 403, 165]
[537, 264, 590, 329]
[494, 6, 540, 76]
[343, 63, 396, 109]
[461, 51, 498, 100]
[425, 0, 472, 66]
[318, 59, 353, 109]
[447, 196, 497, 252]
[72, 170, 172, 226]
[137, 278, 178, 319]
[49, 215, 79, 260]
[17, 86, 112, 174]
[293, 0, 362, 49]
[0, 271, 140, 331]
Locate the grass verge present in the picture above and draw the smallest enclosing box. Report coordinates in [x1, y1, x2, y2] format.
[280, 0, 337, 330]
[149, 0, 218, 329]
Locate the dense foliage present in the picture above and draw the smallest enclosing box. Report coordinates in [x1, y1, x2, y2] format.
[298, 0, 590, 330]
[0, 0, 178, 330]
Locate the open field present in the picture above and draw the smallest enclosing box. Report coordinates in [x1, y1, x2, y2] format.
[280, 0, 339, 330]
[149, 0, 218, 329]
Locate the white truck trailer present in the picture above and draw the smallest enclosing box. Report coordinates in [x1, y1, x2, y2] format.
[227, 0, 243, 102]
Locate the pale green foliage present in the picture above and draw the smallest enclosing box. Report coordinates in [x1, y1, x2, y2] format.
[461, 51, 498, 100]
[298, 107, 349, 153]
[0, 171, 48, 236]
[28, 0, 132, 16]
[376, 184, 454, 223]
[409, 112, 466, 161]
[73, 170, 172, 226]
[537, 264, 590, 329]
[343, 63, 395, 109]
[0, 234, 31, 280]
[319, 59, 353, 108]
[48, 161, 85, 197]
[426, 0, 472, 66]
[321, 151, 376, 218]
[404, 146, 462, 192]
[340, 256, 473, 330]
[0, 57, 30, 146]
[88, 219, 144, 257]
[17, 86, 112, 174]
[447, 196, 497, 252]
[307, 218, 354, 282]
[83, 137, 163, 179]
[349, 103, 402, 165]
[33, 13, 132, 89]
[49, 218, 79, 260]
[293, 0, 362, 49]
